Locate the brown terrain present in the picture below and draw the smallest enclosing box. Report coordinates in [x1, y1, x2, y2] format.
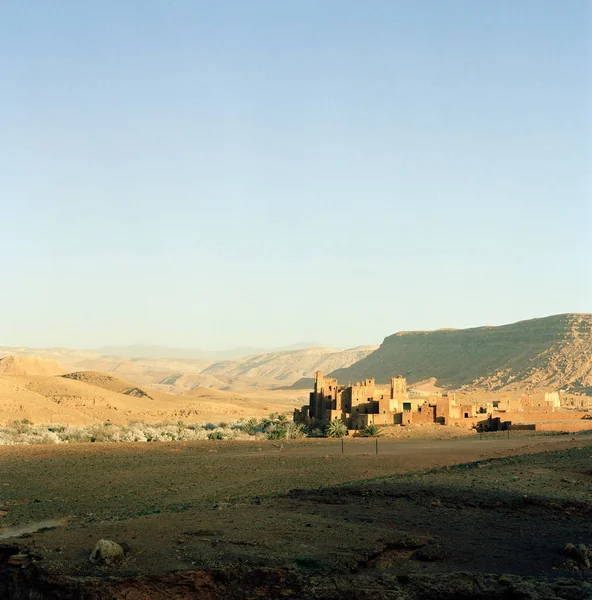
[1, 434, 591, 598]
[0, 357, 306, 426]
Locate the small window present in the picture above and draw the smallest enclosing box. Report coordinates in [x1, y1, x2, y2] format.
[464, 412, 469, 418]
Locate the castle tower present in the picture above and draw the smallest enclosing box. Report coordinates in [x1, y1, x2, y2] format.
[314, 371, 323, 393]
[390, 375, 407, 398]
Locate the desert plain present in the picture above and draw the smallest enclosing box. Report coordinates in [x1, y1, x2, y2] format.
[1, 432, 591, 599]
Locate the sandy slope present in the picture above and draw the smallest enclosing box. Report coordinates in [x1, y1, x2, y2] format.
[0, 356, 66, 376]
[0, 370, 307, 427]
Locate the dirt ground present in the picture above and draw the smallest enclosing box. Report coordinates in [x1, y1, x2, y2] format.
[1, 432, 591, 599]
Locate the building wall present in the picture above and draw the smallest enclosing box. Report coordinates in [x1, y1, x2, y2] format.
[401, 405, 436, 425]
[294, 371, 412, 429]
[353, 412, 394, 429]
[326, 409, 344, 422]
[522, 392, 561, 410]
[498, 410, 587, 422]
[391, 376, 407, 396]
[534, 421, 592, 432]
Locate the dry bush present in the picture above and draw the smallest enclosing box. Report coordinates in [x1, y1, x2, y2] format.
[0, 420, 265, 445]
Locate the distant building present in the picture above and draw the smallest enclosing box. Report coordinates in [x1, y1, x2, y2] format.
[294, 371, 414, 429]
[293, 372, 478, 430]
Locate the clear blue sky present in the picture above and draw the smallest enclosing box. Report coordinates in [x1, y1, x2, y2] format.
[1, 1, 590, 350]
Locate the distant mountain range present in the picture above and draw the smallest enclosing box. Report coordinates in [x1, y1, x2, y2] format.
[94, 342, 323, 361]
[2, 314, 590, 396]
[0, 344, 378, 394]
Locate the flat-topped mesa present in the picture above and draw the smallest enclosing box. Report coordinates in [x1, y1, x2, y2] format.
[294, 371, 418, 430]
[330, 313, 592, 392]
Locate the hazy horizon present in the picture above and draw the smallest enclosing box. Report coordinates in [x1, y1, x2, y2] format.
[0, 312, 589, 354]
[1, 1, 590, 350]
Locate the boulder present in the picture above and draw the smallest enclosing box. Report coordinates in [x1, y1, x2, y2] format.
[8, 554, 30, 566]
[411, 543, 447, 562]
[563, 543, 590, 569]
[90, 539, 124, 566]
[572, 545, 591, 569]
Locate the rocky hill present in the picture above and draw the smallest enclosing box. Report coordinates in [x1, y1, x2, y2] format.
[331, 314, 592, 393]
[202, 346, 379, 388]
[0, 345, 378, 394]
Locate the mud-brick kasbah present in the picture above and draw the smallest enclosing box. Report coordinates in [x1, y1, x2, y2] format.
[294, 371, 592, 433]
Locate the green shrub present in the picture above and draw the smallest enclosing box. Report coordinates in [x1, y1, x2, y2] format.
[363, 425, 381, 437]
[293, 555, 324, 572]
[243, 418, 260, 435]
[326, 420, 347, 438]
[267, 427, 287, 440]
[207, 431, 225, 440]
[285, 422, 306, 439]
[47, 425, 65, 433]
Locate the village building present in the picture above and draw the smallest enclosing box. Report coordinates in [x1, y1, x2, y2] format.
[494, 391, 560, 413]
[294, 372, 577, 433]
[294, 371, 409, 429]
[294, 371, 475, 430]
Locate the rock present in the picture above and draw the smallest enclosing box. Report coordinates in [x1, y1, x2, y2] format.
[562, 543, 590, 569]
[411, 543, 447, 562]
[8, 554, 30, 566]
[572, 545, 591, 569]
[563, 543, 576, 554]
[90, 539, 124, 565]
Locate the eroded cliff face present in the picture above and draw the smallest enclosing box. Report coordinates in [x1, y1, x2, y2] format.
[331, 314, 592, 392]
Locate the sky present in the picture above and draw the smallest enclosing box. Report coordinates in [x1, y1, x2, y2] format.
[0, 1, 590, 350]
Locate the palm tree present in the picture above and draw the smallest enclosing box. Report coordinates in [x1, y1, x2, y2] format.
[363, 424, 381, 437]
[326, 420, 347, 438]
[260, 417, 273, 431]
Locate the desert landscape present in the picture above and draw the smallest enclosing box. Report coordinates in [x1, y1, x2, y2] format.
[3, 1, 590, 596]
[1, 315, 591, 598]
[0, 314, 590, 436]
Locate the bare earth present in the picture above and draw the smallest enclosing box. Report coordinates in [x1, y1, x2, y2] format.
[0, 369, 306, 426]
[1, 432, 591, 598]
